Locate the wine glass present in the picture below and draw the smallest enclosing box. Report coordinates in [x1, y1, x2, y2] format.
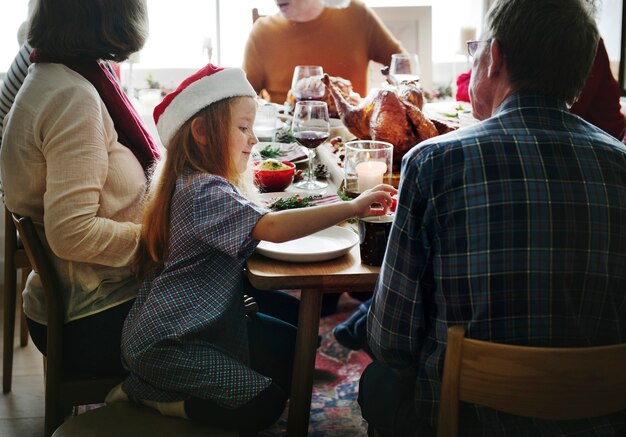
[291, 65, 325, 101]
[389, 53, 420, 84]
[291, 101, 330, 191]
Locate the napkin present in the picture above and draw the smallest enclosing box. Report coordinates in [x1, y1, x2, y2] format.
[309, 194, 343, 205]
[280, 143, 308, 162]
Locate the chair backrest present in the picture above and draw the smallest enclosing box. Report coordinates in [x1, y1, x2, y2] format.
[3, 205, 31, 392]
[252, 8, 265, 24]
[11, 214, 64, 372]
[368, 6, 433, 93]
[11, 213, 122, 437]
[438, 325, 626, 437]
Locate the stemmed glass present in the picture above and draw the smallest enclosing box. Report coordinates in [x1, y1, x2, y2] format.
[291, 65, 325, 101]
[389, 53, 421, 84]
[292, 101, 330, 190]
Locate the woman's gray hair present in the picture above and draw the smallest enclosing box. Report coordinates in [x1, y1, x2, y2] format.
[28, 0, 148, 62]
[485, 0, 599, 104]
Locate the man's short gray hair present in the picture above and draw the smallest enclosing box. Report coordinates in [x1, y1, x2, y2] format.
[486, 0, 599, 104]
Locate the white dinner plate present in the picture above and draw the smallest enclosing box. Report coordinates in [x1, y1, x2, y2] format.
[256, 226, 358, 262]
[423, 101, 474, 126]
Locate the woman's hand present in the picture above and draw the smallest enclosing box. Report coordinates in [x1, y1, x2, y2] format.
[351, 184, 398, 218]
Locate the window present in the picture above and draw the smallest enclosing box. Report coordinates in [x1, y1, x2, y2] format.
[1, 0, 623, 94]
[0, 1, 29, 69]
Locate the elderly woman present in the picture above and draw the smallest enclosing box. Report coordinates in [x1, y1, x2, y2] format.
[0, 0, 160, 376]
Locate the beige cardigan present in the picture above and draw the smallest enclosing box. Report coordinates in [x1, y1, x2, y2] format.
[1, 63, 147, 324]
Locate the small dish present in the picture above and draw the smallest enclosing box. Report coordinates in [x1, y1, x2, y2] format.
[252, 160, 296, 193]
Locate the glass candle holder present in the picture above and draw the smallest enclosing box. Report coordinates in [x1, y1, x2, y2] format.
[343, 140, 393, 197]
[253, 104, 278, 142]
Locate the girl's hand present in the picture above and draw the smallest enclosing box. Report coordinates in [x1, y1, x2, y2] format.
[351, 184, 398, 218]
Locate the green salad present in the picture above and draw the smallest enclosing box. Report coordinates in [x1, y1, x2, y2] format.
[257, 159, 291, 171]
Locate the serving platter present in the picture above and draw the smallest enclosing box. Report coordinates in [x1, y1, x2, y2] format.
[256, 226, 358, 262]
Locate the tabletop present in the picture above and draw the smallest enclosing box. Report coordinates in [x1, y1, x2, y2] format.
[246, 241, 379, 292]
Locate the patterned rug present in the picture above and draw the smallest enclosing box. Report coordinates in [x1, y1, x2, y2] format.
[261, 293, 371, 436]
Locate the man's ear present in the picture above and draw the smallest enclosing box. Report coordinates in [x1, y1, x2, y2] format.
[190, 117, 208, 145]
[488, 39, 505, 78]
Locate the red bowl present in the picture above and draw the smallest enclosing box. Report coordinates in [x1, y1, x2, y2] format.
[252, 161, 296, 192]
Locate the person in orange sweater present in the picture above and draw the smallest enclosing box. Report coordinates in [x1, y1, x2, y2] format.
[456, 38, 625, 140]
[242, 0, 404, 104]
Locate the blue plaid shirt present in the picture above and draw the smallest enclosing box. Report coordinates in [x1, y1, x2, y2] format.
[368, 93, 626, 435]
[121, 170, 270, 408]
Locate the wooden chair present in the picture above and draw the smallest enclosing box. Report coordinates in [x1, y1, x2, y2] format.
[11, 213, 124, 437]
[52, 401, 237, 437]
[252, 8, 266, 24]
[3, 205, 32, 393]
[438, 325, 626, 437]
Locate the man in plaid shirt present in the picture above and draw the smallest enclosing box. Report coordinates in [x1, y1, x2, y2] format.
[359, 0, 626, 435]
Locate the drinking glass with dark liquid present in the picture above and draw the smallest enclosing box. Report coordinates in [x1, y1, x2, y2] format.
[291, 101, 330, 190]
[291, 65, 325, 102]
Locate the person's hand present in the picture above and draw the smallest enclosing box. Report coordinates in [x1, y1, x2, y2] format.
[351, 184, 397, 218]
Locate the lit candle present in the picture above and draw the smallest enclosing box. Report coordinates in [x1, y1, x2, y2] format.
[356, 160, 387, 192]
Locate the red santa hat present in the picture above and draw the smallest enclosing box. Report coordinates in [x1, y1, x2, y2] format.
[153, 64, 257, 147]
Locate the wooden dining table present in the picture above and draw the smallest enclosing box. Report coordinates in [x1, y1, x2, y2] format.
[244, 100, 472, 435]
[246, 241, 380, 436]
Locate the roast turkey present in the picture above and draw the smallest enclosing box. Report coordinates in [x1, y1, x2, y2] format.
[321, 74, 455, 170]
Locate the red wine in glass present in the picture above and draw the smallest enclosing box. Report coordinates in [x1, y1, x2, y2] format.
[291, 100, 330, 190]
[294, 131, 329, 149]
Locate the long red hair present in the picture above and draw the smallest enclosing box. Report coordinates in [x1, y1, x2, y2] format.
[133, 97, 250, 278]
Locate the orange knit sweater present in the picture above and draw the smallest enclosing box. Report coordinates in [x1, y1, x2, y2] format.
[242, 0, 403, 104]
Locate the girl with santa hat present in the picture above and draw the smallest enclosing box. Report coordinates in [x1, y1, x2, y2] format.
[114, 64, 395, 434]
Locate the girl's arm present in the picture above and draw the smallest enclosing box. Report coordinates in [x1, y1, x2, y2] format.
[251, 184, 397, 243]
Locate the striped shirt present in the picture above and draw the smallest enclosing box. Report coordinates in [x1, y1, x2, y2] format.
[121, 170, 271, 408]
[0, 42, 32, 142]
[368, 93, 626, 435]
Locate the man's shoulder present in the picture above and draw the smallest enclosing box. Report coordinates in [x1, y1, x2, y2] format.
[346, 0, 369, 13]
[251, 13, 285, 32]
[403, 123, 489, 162]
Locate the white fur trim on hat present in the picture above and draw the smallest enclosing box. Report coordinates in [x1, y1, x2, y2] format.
[155, 68, 256, 147]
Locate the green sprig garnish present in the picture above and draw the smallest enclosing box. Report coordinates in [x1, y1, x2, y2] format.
[274, 125, 296, 144]
[258, 144, 283, 159]
[268, 194, 322, 211]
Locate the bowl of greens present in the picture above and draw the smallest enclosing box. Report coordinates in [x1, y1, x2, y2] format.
[252, 159, 296, 192]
